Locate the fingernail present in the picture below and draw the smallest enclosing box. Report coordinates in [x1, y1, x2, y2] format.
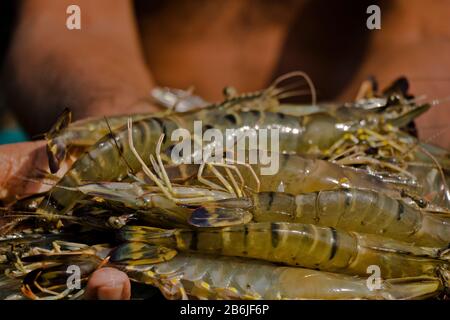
[97, 284, 124, 300]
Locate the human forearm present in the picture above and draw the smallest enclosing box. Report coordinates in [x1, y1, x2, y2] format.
[3, 0, 156, 135]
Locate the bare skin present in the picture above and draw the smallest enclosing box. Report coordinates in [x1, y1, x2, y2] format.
[84, 268, 131, 300]
[1, 0, 450, 299]
[3, 0, 158, 135]
[0, 141, 48, 201]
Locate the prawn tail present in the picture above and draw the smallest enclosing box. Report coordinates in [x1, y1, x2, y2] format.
[436, 264, 450, 293]
[383, 276, 443, 300]
[439, 246, 450, 261]
[117, 225, 178, 248]
[109, 242, 177, 265]
[45, 108, 72, 173]
[188, 198, 253, 227]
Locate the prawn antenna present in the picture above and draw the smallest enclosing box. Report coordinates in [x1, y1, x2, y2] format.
[270, 71, 317, 106]
[104, 116, 136, 176]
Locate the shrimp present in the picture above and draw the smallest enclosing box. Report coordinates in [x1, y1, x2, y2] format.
[42, 71, 427, 175]
[245, 142, 449, 210]
[60, 139, 449, 248]
[45, 109, 155, 173]
[251, 154, 401, 194]
[110, 251, 443, 300]
[43, 73, 290, 172]
[269, 76, 432, 128]
[66, 167, 450, 247]
[35, 107, 340, 215]
[147, 146, 405, 199]
[179, 159, 449, 247]
[46, 99, 427, 173]
[224, 189, 449, 247]
[3, 241, 444, 300]
[118, 223, 450, 280]
[51, 133, 450, 250]
[74, 181, 249, 228]
[270, 97, 429, 128]
[164, 154, 419, 207]
[39, 72, 430, 217]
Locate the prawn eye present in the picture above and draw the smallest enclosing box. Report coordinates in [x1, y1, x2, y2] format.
[417, 199, 427, 208]
[386, 94, 401, 107]
[225, 114, 237, 125]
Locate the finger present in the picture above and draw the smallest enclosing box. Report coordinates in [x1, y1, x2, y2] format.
[84, 267, 131, 300]
[0, 140, 50, 202]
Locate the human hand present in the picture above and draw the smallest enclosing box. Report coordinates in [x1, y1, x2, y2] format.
[84, 268, 131, 300]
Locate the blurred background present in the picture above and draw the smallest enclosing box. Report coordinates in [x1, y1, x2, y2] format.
[0, 2, 25, 143]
